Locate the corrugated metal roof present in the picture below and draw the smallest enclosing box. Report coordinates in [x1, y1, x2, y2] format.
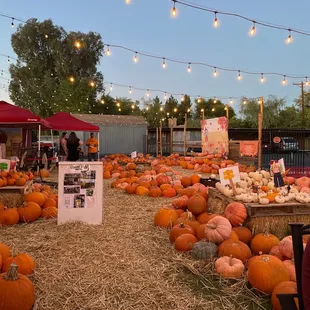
[72, 114, 148, 126]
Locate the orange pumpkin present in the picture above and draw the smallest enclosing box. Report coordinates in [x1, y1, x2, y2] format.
[232, 227, 252, 245]
[0, 207, 19, 225]
[154, 208, 178, 228]
[103, 171, 111, 179]
[125, 183, 139, 195]
[218, 239, 252, 263]
[180, 176, 192, 188]
[174, 234, 197, 252]
[41, 207, 58, 219]
[18, 202, 41, 223]
[229, 231, 240, 241]
[197, 212, 217, 224]
[24, 192, 46, 207]
[224, 202, 247, 227]
[135, 186, 149, 196]
[172, 195, 189, 209]
[251, 232, 280, 255]
[2, 253, 35, 275]
[15, 177, 27, 187]
[187, 194, 207, 215]
[42, 198, 57, 209]
[191, 174, 201, 184]
[148, 187, 163, 197]
[169, 223, 194, 243]
[163, 187, 177, 198]
[0, 243, 11, 261]
[196, 224, 207, 240]
[271, 281, 298, 310]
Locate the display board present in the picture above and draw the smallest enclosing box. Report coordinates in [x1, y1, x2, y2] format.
[201, 117, 228, 155]
[239, 141, 259, 157]
[57, 162, 103, 225]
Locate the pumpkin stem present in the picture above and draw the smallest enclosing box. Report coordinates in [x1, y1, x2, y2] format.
[206, 224, 216, 229]
[259, 251, 263, 255]
[4, 263, 19, 281]
[180, 223, 185, 228]
[187, 211, 193, 221]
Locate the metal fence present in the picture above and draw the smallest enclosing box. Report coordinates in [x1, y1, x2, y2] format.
[148, 127, 310, 176]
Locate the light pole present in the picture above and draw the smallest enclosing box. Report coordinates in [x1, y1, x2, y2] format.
[201, 108, 205, 120]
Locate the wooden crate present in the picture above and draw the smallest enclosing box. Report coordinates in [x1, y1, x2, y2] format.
[0, 180, 33, 195]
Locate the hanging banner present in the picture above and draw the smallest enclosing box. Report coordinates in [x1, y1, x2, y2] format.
[240, 141, 259, 157]
[57, 162, 103, 225]
[201, 117, 229, 155]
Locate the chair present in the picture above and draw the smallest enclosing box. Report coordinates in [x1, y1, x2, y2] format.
[276, 223, 310, 310]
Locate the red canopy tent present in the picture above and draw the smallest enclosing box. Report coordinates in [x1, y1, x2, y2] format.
[45, 112, 99, 132]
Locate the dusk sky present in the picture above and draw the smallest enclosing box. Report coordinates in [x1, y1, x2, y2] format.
[0, 0, 309, 112]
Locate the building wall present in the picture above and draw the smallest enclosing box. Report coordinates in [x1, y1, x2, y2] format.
[77, 125, 147, 156]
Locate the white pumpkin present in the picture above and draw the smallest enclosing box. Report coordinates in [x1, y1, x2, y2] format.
[237, 181, 248, 189]
[261, 170, 271, 179]
[267, 182, 275, 189]
[275, 196, 285, 204]
[259, 198, 270, 205]
[262, 178, 269, 186]
[253, 173, 263, 182]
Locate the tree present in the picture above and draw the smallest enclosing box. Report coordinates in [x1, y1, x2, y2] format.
[9, 18, 104, 117]
[177, 94, 192, 125]
[142, 97, 163, 127]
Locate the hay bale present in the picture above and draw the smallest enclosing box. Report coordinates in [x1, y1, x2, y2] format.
[0, 192, 24, 208]
[208, 197, 226, 214]
[245, 215, 310, 239]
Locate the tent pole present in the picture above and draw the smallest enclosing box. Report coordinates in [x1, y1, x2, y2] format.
[50, 129, 54, 154]
[37, 125, 41, 173]
[97, 132, 100, 161]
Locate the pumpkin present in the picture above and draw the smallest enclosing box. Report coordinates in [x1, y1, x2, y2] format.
[0, 263, 35, 310]
[126, 163, 136, 170]
[196, 224, 207, 240]
[215, 255, 244, 279]
[40, 169, 49, 178]
[229, 231, 240, 241]
[282, 260, 296, 282]
[42, 198, 57, 209]
[187, 194, 207, 215]
[24, 192, 46, 207]
[156, 174, 170, 186]
[0, 243, 11, 261]
[169, 223, 194, 243]
[271, 281, 298, 310]
[278, 236, 293, 259]
[163, 187, 177, 198]
[191, 174, 201, 184]
[125, 183, 139, 195]
[154, 208, 178, 228]
[247, 255, 290, 294]
[218, 239, 252, 263]
[15, 177, 27, 186]
[269, 246, 285, 261]
[224, 202, 247, 226]
[41, 207, 58, 219]
[174, 234, 197, 252]
[180, 176, 192, 187]
[232, 226, 252, 245]
[178, 187, 197, 198]
[2, 253, 35, 275]
[172, 195, 188, 209]
[0, 207, 19, 225]
[191, 241, 217, 260]
[18, 202, 41, 223]
[103, 171, 111, 179]
[135, 186, 149, 196]
[197, 212, 217, 224]
[251, 232, 280, 255]
[204, 216, 232, 243]
[148, 186, 162, 197]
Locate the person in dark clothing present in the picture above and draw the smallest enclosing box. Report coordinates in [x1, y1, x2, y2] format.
[67, 132, 83, 162]
[59, 132, 68, 161]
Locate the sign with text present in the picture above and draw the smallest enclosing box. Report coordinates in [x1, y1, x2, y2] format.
[131, 151, 137, 159]
[240, 141, 259, 157]
[219, 166, 240, 186]
[57, 162, 103, 225]
[0, 159, 10, 172]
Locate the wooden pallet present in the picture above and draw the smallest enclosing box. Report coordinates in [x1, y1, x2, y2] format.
[0, 180, 33, 195]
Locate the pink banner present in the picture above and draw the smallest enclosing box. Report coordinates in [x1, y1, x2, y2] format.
[239, 141, 259, 157]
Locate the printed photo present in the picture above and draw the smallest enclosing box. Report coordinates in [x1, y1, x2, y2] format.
[90, 170, 96, 179]
[64, 173, 81, 186]
[86, 188, 94, 197]
[64, 186, 80, 194]
[81, 171, 91, 179]
[81, 180, 95, 189]
[73, 194, 85, 208]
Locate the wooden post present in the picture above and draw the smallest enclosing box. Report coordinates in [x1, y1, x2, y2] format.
[225, 104, 229, 119]
[159, 121, 163, 156]
[170, 126, 173, 155]
[201, 109, 205, 120]
[145, 128, 148, 154]
[302, 82, 305, 126]
[156, 128, 159, 156]
[258, 113, 263, 169]
[184, 113, 187, 156]
[259, 96, 264, 115]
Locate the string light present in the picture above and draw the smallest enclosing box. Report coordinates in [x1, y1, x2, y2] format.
[110, 83, 113, 91]
[187, 108, 190, 112]
[129, 86, 132, 94]
[243, 100, 247, 104]
[45, 34, 48, 39]
[213, 98, 217, 103]
[125, 0, 131, 4]
[68, 76, 75, 83]
[131, 104, 135, 109]
[74, 41, 81, 49]
[197, 96, 201, 103]
[213, 12, 219, 28]
[146, 89, 150, 97]
[100, 99, 104, 104]
[162, 58, 167, 69]
[213, 67, 218, 77]
[201, 108, 204, 112]
[260, 73, 265, 83]
[181, 95, 185, 102]
[116, 102, 120, 107]
[282, 75, 287, 85]
[11, 18, 14, 28]
[106, 45, 111, 56]
[306, 78, 309, 87]
[249, 21, 256, 36]
[164, 92, 168, 100]
[171, 0, 177, 17]
[230, 98, 233, 104]
[212, 108, 215, 112]
[286, 30, 293, 44]
[237, 70, 242, 80]
[89, 81, 96, 87]
[174, 108, 178, 112]
[187, 63, 192, 73]
[160, 107, 163, 111]
[133, 52, 138, 63]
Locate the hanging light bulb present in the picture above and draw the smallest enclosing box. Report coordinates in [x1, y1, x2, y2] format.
[187, 63, 192, 73]
[162, 58, 167, 69]
[243, 100, 247, 105]
[146, 89, 150, 97]
[237, 70, 242, 80]
[131, 104, 135, 109]
[74, 41, 82, 49]
[230, 98, 233, 104]
[45, 34, 49, 39]
[187, 108, 190, 113]
[181, 95, 185, 102]
[89, 81, 96, 87]
[110, 83, 113, 91]
[164, 92, 168, 100]
[201, 108, 204, 112]
[249, 21, 256, 36]
[213, 98, 217, 103]
[125, 0, 131, 4]
[260, 73, 265, 83]
[68, 76, 75, 83]
[282, 75, 287, 85]
[105, 45, 111, 56]
[306, 78, 309, 87]
[133, 52, 138, 63]
[197, 96, 201, 103]
[160, 107, 163, 111]
[171, 0, 177, 17]
[286, 29, 293, 44]
[174, 108, 178, 112]
[212, 108, 215, 112]
[129, 86, 132, 94]
[100, 99, 105, 104]
[213, 67, 218, 77]
[213, 12, 219, 28]
[116, 102, 120, 107]
[11, 18, 14, 28]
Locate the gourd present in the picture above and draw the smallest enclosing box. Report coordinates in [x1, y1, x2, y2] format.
[215, 255, 244, 279]
[275, 195, 285, 204]
[0, 263, 35, 310]
[278, 236, 294, 259]
[187, 194, 207, 215]
[191, 241, 218, 259]
[204, 216, 232, 243]
[259, 198, 269, 205]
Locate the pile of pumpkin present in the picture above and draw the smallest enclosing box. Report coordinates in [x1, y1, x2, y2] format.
[0, 242, 36, 310]
[0, 169, 34, 187]
[154, 195, 304, 310]
[0, 183, 58, 226]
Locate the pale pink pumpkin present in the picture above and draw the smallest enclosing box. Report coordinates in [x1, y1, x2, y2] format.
[269, 246, 285, 260]
[278, 236, 293, 259]
[204, 216, 232, 243]
[282, 260, 296, 282]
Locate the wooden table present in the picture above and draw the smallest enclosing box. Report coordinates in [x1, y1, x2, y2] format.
[0, 180, 33, 195]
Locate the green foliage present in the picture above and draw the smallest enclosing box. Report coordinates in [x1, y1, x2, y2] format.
[9, 18, 104, 117]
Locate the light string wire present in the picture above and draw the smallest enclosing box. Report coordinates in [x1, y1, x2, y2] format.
[172, 0, 310, 37]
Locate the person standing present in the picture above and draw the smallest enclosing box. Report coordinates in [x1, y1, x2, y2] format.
[0, 130, 7, 159]
[86, 132, 98, 161]
[59, 132, 68, 161]
[67, 132, 83, 162]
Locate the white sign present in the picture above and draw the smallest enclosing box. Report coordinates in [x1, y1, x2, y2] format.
[57, 162, 103, 225]
[219, 166, 240, 186]
[131, 151, 137, 159]
[0, 159, 10, 172]
[278, 158, 285, 173]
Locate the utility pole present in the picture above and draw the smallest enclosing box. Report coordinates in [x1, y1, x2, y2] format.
[293, 81, 305, 126]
